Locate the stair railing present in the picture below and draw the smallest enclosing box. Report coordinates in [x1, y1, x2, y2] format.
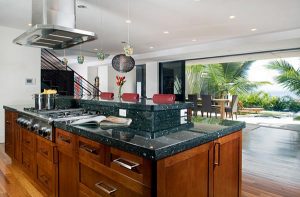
[41, 49, 102, 96]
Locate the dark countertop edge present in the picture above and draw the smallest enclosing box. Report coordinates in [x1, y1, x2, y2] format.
[154, 123, 245, 160]
[3, 105, 18, 111]
[79, 99, 193, 111]
[53, 122, 157, 159]
[54, 121, 245, 161]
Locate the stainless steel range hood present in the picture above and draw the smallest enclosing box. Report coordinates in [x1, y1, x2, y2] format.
[13, 0, 97, 50]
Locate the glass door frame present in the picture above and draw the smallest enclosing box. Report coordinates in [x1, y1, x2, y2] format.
[159, 60, 186, 101]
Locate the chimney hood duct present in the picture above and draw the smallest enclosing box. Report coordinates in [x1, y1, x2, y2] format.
[13, 0, 97, 50]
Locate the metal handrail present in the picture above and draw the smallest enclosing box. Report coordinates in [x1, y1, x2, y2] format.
[41, 49, 101, 95]
[41, 57, 92, 96]
[42, 51, 93, 96]
[42, 49, 102, 94]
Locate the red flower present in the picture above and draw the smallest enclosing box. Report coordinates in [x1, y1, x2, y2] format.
[116, 75, 126, 86]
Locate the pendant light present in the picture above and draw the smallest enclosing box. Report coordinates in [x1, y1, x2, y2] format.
[112, 54, 135, 73]
[124, 0, 133, 56]
[111, 0, 135, 73]
[77, 45, 84, 64]
[96, 0, 106, 61]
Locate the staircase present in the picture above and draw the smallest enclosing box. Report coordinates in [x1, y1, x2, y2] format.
[41, 49, 101, 96]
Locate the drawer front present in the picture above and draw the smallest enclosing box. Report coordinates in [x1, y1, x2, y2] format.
[56, 128, 75, 155]
[37, 163, 53, 192]
[79, 164, 149, 197]
[21, 149, 34, 175]
[78, 136, 106, 165]
[22, 128, 35, 151]
[37, 136, 54, 162]
[110, 148, 151, 187]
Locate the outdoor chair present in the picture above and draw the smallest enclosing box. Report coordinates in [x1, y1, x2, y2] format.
[200, 95, 219, 118]
[225, 95, 238, 119]
[187, 94, 202, 116]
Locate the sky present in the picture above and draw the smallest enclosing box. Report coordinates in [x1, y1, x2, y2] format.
[247, 57, 300, 98]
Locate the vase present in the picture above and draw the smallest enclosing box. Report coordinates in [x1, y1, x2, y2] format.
[118, 85, 123, 98]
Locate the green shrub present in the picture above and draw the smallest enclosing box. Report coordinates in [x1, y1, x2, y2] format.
[294, 116, 300, 121]
[239, 92, 300, 112]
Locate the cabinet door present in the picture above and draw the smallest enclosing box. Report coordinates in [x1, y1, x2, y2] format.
[5, 111, 13, 157]
[14, 123, 22, 162]
[212, 131, 242, 197]
[157, 142, 213, 197]
[56, 129, 78, 197]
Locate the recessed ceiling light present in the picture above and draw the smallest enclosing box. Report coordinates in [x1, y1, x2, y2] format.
[229, 15, 236, 19]
[125, 20, 132, 24]
[192, 39, 197, 42]
[251, 28, 257, 31]
[149, 46, 154, 49]
[163, 31, 169, 34]
[77, 4, 87, 8]
[194, 0, 200, 2]
[28, 23, 32, 26]
[94, 48, 98, 51]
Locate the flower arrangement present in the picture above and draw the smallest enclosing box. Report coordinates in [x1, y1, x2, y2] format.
[116, 75, 126, 98]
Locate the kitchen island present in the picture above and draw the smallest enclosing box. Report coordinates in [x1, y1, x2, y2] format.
[3, 98, 245, 197]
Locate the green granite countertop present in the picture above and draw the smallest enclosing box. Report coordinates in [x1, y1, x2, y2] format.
[3, 105, 245, 160]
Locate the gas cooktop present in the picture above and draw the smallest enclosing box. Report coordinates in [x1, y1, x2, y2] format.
[24, 107, 98, 120]
[20, 108, 100, 141]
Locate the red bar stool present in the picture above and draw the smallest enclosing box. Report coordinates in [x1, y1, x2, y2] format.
[152, 94, 175, 104]
[122, 93, 139, 102]
[100, 92, 114, 100]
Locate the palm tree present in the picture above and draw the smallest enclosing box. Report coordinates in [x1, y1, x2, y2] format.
[266, 60, 300, 96]
[205, 61, 269, 97]
[186, 64, 205, 95]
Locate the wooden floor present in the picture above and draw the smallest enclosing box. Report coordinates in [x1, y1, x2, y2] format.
[0, 125, 299, 196]
[242, 126, 300, 197]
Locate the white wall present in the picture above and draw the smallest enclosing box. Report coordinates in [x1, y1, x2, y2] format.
[0, 26, 41, 143]
[98, 66, 108, 92]
[87, 66, 98, 85]
[145, 62, 159, 98]
[107, 65, 136, 96]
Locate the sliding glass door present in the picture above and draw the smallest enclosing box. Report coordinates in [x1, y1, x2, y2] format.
[159, 61, 185, 101]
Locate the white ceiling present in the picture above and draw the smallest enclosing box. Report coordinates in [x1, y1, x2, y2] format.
[0, 0, 300, 63]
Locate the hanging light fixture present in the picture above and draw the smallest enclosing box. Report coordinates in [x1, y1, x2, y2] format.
[123, 0, 133, 56]
[77, 45, 84, 64]
[96, 0, 107, 61]
[112, 54, 135, 73]
[62, 49, 68, 66]
[112, 0, 135, 73]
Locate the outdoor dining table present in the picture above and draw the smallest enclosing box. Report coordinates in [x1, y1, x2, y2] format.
[193, 98, 230, 120]
[212, 98, 230, 119]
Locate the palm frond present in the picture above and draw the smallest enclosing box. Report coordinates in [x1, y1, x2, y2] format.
[266, 60, 300, 96]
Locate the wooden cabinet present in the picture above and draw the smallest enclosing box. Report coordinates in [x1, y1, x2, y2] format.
[212, 131, 242, 197]
[4, 110, 242, 197]
[78, 136, 151, 197]
[21, 128, 36, 176]
[157, 141, 213, 197]
[79, 163, 149, 197]
[157, 130, 242, 197]
[5, 110, 16, 158]
[110, 148, 152, 188]
[13, 123, 22, 162]
[56, 128, 78, 197]
[36, 135, 58, 197]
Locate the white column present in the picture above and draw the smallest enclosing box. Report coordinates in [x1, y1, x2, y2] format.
[145, 62, 159, 98]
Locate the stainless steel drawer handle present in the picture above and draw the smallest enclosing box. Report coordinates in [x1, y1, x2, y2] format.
[113, 158, 140, 170]
[95, 182, 117, 195]
[59, 136, 71, 143]
[80, 144, 97, 154]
